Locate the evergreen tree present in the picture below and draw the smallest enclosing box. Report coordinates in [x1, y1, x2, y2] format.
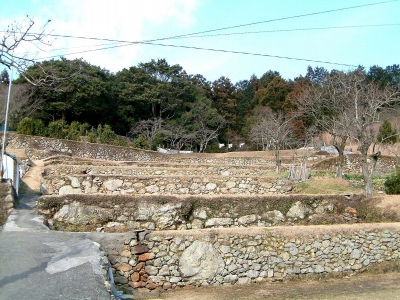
[377, 120, 398, 144]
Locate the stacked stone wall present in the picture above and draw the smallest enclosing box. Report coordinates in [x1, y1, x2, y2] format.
[100, 225, 400, 291]
[43, 163, 277, 177]
[6, 133, 324, 166]
[0, 181, 17, 225]
[6, 133, 161, 161]
[40, 174, 294, 196]
[313, 155, 397, 175]
[38, 194, 361, 231]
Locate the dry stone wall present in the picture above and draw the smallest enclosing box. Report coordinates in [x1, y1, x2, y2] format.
[103, 225, 400, 292]
[313, 155, 397, 175]
[43, 163, 277, 177]
[40, 174, 294, 196]
[6, 133, 323, 166]
[0, 181, 17, 225]
[37, 194, 361, 231]
[7, 133, 161, 161]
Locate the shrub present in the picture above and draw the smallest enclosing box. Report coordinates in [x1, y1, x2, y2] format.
[47, 120, 69, 139]
[205, 141, 225, 153]
[16, 118, 46, 136]
[96, 124, 103, 137]
[86, 127, 97, 143]
[68, 121, 81, 141]
[132, 136, 148, 149]
[384, 168, 400, 194]
[79, 122, 92, 136]
[113, 136, 128, 147]
[99, 124, 116, 145]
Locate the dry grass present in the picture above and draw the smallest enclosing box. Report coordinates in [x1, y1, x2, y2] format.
[293, 177, 363, 195]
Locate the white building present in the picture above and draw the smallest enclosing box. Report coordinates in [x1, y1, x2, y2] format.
[2, 152, 22, 195]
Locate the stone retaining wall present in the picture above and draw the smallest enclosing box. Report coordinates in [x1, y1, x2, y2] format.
[43, 164, 278, 177]
[37, 194, 361, 231]
[6, 133, 161, 161]
[313, 155, 397, 175]
[102, 225, 400, 292]
[0, 181, 17, 225]
[40, 174, 294, 196]
[6, 133, 323, 166]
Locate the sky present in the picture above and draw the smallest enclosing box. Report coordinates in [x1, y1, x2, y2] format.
[1, 0, 399, 83]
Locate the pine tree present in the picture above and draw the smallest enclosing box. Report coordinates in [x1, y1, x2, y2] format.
[377, 120, 398, 144]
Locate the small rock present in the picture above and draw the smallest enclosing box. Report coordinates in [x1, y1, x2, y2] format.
[117, 263, 132, 272]
[163, 282, 172, 290]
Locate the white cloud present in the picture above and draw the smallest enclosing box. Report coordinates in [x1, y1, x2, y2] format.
[3, 0, 199, 72]
[53, 0, 198, 69]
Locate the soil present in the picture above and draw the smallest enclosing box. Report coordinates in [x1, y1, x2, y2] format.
[158, 272, 400, 300]
[22, 159, 44, 191]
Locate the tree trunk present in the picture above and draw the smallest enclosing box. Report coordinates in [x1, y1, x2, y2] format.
[364, 174, 374, 197]
[333, 137, 347, 178]
[360, 145, 380, 197]
[336, 152, 344, 178]
[199, 142, 204, 153]
[274, 148, 281, 174]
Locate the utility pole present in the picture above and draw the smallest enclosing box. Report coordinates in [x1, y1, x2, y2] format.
[0, 65, 13, 179]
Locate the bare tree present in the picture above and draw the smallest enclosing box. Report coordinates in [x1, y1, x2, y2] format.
[0, 82, 43, 127]
[296, 70, 354, 178]
[267, 110, 295, 173]
[351, 72, 399, 196]
[161, 124, 193, 152]
[195, 115, 226, 153]
[1, 16, 55, 85]
[249, 106, 295, 173]
[129, 118, 164, 150]
[248, 120, 270, 150]
[297, 69, 399, 196]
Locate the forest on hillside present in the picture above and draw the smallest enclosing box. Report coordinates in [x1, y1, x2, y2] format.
[0, 58, 399, 155]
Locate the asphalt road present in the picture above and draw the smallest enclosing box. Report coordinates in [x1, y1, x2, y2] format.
[0, 194, 111, 300]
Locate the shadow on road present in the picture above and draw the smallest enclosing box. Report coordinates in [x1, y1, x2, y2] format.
[0, 261, 47, 288]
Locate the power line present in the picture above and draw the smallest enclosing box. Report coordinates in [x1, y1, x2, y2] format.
[37, 43, 133, 60]
[179, 23, 400, 39]
[37, 41, 358, 68]
[140, 42, 359, 68]
[34, 22, 398, 67]
[19, 41, 125, 56]
[5, 0, 399, 68]
[150, 0, 400, 41]
[24, 22, 400, 61]
[16, 23, 400, 44]
[11, 0, 400, 45]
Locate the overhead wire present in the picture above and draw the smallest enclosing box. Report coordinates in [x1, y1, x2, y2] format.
[12, 22, 400, 44]
[3, 0, 399, 67]
[34, 22, 399, 67]
[141, 0, 400, 40]
[36, 41, 359, 68]
[176, 23, 400, 39]
[9, 0, 400, 46]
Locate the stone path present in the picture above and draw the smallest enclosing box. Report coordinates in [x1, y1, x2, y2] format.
[22, 159, 44, 192]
